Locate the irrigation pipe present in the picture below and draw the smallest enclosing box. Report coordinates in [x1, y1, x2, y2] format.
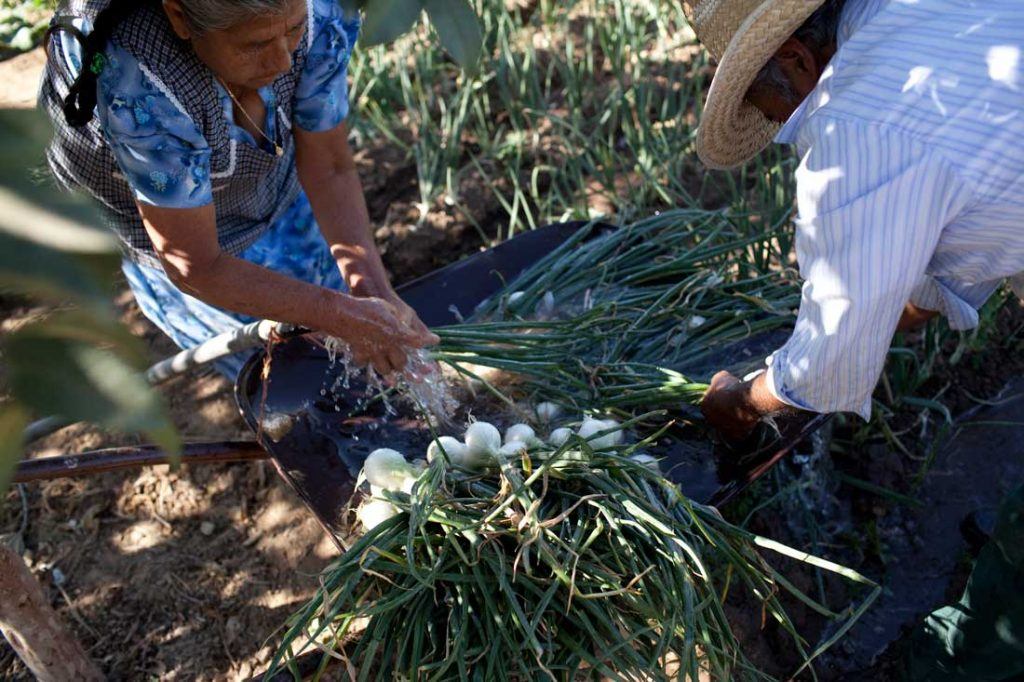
[11, 441, 268, 483]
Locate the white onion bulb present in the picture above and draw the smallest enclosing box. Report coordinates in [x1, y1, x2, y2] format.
[357, 498, 397, 531]
[427, 436, 467, 464]
[499, 441, 527, 458]
[363, 448, 412, 490]
[538, 291, 556, 317]
[599, 419, 624, 446]
[548, 427, 573, 447]
[535, 402, 562, 422]
[577, 418, 623, 450]
[504, 423, 536, 444]
[465, 421, 501, 456]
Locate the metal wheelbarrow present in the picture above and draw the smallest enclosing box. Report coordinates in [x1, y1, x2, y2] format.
[15, 220, 828, 524]
[230, 221, 830, 545]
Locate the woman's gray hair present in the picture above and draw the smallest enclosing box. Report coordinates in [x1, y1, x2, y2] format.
[175, 0, 298, 33]
[747, 0, 847, 105]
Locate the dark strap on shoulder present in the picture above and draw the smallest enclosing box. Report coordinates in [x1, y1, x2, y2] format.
[44, 15, 87, 75]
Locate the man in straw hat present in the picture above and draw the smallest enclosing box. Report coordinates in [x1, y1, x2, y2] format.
[693, 0, 1024, 441]
[690, 0, 1024, 677]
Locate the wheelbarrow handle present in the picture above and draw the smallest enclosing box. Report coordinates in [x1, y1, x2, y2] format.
[145, 320, 306, 383]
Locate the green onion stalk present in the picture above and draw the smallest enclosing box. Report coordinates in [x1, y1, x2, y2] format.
[269, 438, 879, 680]
[429, 209, 802, 413]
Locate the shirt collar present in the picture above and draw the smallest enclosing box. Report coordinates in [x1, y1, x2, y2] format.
[773, 0, 886, 145]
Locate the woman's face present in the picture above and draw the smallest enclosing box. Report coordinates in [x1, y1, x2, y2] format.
[163, 0, 308, 91]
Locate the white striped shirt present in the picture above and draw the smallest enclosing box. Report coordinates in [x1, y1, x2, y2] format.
[765, 0, 1024, 419]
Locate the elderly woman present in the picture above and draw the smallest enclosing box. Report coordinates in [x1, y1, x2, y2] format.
[39, 0, 437, 377]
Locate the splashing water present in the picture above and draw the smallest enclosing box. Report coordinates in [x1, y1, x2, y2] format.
[398, 349, 459, 423]
[322, 337, 457, 423]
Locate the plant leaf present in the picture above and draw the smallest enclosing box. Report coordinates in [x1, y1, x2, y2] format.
[20, 308, 149, 368]
[0, 110, 114, 250]
[0, 231, 120, 312]
[361, 0, 424, 47]
[423, 0, 483, 70]
[0, 405, 27, 494]
[3, 333, 180, 456]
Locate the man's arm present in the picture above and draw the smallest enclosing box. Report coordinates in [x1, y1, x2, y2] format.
[295, 122, 432, 337]
[701, 118, 965, 439]
[702, 301, 936, 440]
[897, 301, 939, 332]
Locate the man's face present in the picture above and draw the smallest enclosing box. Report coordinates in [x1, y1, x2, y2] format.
[745, 37, 834, 123]
[746, 88, 801, 124]
[164, 0, 308, 91]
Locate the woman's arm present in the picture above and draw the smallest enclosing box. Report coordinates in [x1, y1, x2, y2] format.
[137, 202, 436, 374]
[294, 122, 432, 337]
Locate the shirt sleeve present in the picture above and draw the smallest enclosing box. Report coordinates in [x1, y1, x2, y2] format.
[765, 117, 970, 419]
[909, 275, 1000, 330]
[95, 43, 213, 209]
[293, 0, 361, 132]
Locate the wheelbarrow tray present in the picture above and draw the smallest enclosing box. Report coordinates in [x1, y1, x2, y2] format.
[235, 221, 827, 541]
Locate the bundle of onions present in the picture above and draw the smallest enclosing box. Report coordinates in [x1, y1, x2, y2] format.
[270, 436, 878, 679]
[431, 210, 801, 413]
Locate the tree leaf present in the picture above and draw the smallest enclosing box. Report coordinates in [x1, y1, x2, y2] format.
[0, 231, 120, 312]
[0, 405, 27, 494]
[3, 335, 181, 457]
[423, 0, 483, 71]
[0, 110, 113, 246]
[361, 0, 424, 47]
[16, 309, 149, 368]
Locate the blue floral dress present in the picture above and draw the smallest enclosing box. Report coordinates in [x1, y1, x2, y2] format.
[77, 0, 360, 377]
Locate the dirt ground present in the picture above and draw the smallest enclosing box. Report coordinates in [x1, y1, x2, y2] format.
[0, 47, 43, 109]
[1, 288, 342, 680]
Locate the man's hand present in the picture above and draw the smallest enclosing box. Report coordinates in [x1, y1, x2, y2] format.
[700, 371, 793, 443]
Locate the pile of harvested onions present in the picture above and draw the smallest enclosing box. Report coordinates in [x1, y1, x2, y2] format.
[352, 409, 638, 532]
[270, 413, 878, 679]
[267, 211, 879, 678]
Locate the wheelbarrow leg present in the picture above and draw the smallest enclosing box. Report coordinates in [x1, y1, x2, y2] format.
[0, 544, 102, 681]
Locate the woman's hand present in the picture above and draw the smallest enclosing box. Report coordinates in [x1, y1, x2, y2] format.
[325, 295, 439, 376]
[295, 123, 437, 344]
[381, 290, 434, 339]
[347, 276, 434, 342]
[293, 122, 437, 366]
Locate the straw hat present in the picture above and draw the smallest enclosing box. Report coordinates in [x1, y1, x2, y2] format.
[682, 0, 826, 169]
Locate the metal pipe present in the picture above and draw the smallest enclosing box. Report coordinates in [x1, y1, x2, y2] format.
[22, 321, 306, 444]
[146, 320, 296, 384]
[12, 441, 268, 484]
